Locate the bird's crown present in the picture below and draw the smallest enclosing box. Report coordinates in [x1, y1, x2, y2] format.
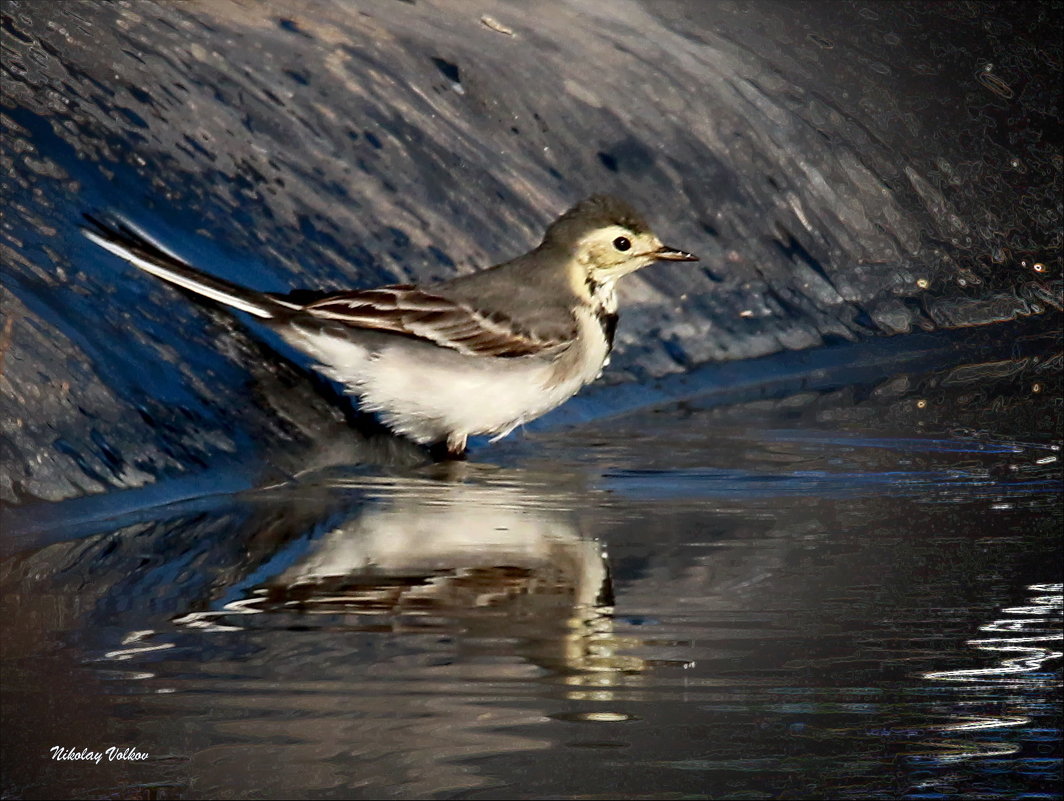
[542, 194, 650, 247]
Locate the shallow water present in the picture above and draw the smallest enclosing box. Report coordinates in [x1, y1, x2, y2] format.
[3, 345, 1060, 800]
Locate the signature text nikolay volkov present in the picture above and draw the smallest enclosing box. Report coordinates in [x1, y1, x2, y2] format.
[49, 746, 149, 764]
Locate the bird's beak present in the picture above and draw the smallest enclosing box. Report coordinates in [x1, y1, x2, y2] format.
[654, 246, 699, 262]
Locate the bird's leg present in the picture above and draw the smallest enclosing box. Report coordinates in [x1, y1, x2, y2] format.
[428, 433, 468, 461]
[446, 432, 468, 460]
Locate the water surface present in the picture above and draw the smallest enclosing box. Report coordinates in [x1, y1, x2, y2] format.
[3, 346, 1060, 799]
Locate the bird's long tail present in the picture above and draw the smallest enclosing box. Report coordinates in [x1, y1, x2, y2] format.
[82, 214, 296, 319]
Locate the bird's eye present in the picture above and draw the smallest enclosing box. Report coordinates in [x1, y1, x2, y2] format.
[613, 236, 631, 252]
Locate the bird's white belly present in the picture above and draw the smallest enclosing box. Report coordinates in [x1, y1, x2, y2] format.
[364, 349, 576, 443]
[282, 311, 609, 445]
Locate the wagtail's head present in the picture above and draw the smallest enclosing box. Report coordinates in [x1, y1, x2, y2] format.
[542, 195, 697, 291]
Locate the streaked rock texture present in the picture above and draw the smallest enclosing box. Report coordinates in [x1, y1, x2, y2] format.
[1, 0, 1060, 503]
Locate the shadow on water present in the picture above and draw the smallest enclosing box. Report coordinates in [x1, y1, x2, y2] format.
[2, 340, 1059, 799]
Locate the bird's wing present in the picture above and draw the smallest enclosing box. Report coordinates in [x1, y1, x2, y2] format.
[294, 285, 575, 358]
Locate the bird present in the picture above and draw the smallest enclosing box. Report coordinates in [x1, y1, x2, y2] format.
[83, 195, 697, 458]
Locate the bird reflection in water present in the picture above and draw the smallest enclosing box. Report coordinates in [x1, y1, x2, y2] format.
[171, 472, 646, 679]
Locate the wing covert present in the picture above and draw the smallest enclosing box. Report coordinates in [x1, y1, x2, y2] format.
[298, 285, 573, 358]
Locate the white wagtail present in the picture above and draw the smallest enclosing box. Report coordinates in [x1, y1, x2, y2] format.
[83, 195, 697, 458]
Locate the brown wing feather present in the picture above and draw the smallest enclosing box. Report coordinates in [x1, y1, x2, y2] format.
[297, 285, 572, 358]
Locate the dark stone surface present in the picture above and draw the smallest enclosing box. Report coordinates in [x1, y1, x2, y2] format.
[1, 0, 1060, 503]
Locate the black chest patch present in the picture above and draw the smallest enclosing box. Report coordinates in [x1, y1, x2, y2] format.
[597, 310, 618, 351]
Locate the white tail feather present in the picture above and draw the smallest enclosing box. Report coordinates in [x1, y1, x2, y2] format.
[83, 229, 277, 319]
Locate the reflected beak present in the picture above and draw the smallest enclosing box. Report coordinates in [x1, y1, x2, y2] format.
[654, 245, 699, 262]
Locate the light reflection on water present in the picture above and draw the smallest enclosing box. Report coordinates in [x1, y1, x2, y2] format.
[924, 584, 1063, 686]
[910, 584, 1062, 768]
[1, 360, 1060, 799]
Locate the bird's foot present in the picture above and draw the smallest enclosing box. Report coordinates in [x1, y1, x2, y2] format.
[428, 433, 468, 462]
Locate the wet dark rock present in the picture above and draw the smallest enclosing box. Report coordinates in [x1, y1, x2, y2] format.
[0, 0, 1060, 504]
